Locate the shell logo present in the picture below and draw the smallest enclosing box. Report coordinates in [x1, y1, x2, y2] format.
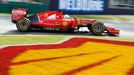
[45, 13, 48, 17]
[0, 37, 134, 75]
[78, 19, 81, 24]
[63, 22, 68, 27]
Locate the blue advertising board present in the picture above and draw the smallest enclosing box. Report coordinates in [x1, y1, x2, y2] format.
[59, 0, 104, 12]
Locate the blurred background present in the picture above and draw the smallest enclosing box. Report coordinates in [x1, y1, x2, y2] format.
[0, 0, 134, 14]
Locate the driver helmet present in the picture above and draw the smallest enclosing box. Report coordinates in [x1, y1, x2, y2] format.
[64, 14, 70, 19]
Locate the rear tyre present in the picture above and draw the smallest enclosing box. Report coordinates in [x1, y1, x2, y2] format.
[16, 18, 31, 32]
[89, 22, 105, 35]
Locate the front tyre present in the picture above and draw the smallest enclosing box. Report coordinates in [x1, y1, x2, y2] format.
[16, 18, 31, 32]
[90, 22, 105, 35]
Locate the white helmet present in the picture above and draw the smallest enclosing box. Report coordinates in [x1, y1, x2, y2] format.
[64, 14, 70, 19]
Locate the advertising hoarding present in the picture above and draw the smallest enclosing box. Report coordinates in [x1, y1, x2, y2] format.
[59, 0, 104, 12]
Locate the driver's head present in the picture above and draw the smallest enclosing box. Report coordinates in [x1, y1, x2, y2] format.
[64, 14, 70, 19]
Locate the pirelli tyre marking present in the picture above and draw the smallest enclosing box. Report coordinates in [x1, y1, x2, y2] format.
[0, 37, 134, 75]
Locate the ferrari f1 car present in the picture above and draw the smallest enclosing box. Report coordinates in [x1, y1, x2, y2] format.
[11, 8, 119, 35]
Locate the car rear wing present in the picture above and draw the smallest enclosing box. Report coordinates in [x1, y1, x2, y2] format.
[11, 8, 28, 23]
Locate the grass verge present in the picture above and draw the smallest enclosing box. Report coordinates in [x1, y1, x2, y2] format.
[0, 35, 69, 46]
[81, 36, 134, 42]
[0, 35, 134, 46]
[71, 15, 134, 21]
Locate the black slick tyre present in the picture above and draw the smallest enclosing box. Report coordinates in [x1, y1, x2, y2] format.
[90, 22, 105, 35]
[16, 18, 31, 32]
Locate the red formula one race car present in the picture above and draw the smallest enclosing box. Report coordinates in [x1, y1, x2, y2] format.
[11, 8, 119, 35]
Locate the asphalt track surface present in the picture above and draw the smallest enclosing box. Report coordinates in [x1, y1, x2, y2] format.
[0, 16, 134, 37]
